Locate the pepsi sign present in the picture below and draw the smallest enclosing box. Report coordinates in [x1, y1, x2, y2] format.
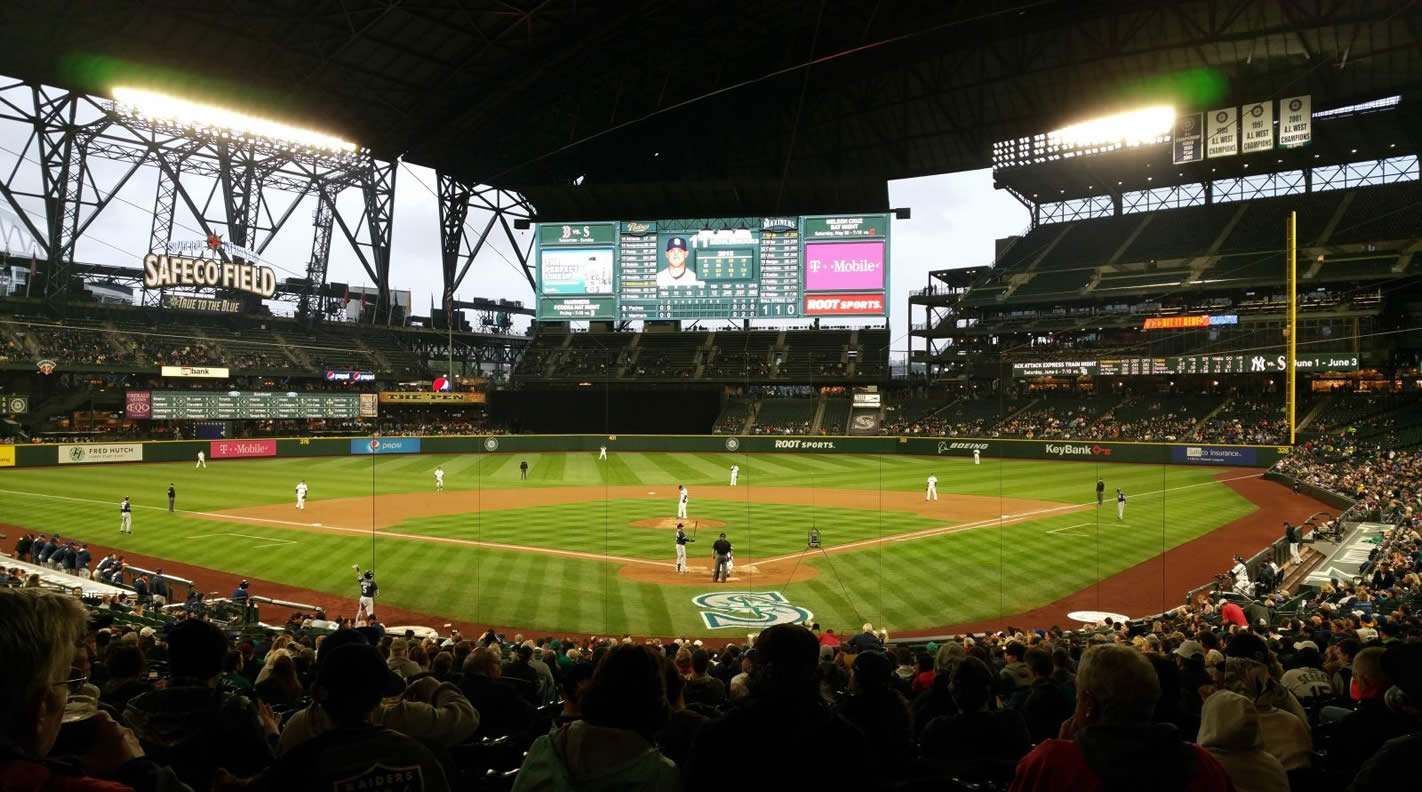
[325, 370, 375, 383]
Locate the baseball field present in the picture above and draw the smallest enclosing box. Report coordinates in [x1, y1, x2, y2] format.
[0, 450, 1295, 637]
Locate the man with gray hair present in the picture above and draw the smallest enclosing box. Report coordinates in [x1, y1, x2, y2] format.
[0, 588, 190, 791]
[1010, 643, 1232, 792]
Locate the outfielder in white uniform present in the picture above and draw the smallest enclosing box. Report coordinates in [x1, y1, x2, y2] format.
[598, 446, 607, 460]
[973, 449, 980, 465]
[119, 497, 133, 534]
[296, 480, 308, 510]
[434, 466, 445, 491]
[729, 465, 739, 486]
[926, 474, 938, 502]
[1116, 489, 1127, 521]
[677, 485, 689, 519]
[675, 523, 695, 573]
[196, 450, 207, 469]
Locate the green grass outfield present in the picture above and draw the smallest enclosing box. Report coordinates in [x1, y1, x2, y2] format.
[0, 452, 1258, 635]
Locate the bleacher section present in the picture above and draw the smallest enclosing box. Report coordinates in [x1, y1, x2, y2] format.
[819, 397, 851, 434]
[994, 393, 1120, 438]
[711, 399, 752, 434]
[1329, 181, 1422, 244]
[750, 398, 815, 434]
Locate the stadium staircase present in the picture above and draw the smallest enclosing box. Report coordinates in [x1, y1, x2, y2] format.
[1295, 395, 1335, 432]
[989, 396, 1042, 431]
[809, 392, 828, 433]
[1190, 398, 1232, 431]
[98, 321, 130, 359]
[270, 330, 310, 367]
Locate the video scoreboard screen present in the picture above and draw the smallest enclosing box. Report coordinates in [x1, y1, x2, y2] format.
[1011, 352, 1359, 378]
[535, 214, 890, 321]
[136, 391, 370, 419]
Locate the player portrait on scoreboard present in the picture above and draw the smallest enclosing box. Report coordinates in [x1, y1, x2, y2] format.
[657, 236, 704, 290]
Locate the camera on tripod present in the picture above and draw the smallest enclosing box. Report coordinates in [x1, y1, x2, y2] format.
[807, 528, 821, 549]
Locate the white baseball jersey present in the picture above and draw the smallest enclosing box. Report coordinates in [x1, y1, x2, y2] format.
[927, 475, 938, 488]
[296, 483, 308, 497]
[680, 489, 689, 504]
[435, 469, 444, 483]
[730, 465, 739, 484]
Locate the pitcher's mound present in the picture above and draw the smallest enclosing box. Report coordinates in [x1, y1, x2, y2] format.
[628, 517, 727, 531]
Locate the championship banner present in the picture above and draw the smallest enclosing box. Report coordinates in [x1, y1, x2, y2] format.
[1241, 101, 1274, 153]
[210, 439, 277, 459]
[59, 444, 143, 465]
[1278, 95, 1312, 148]
[161, 366, 230, 379]
[1172, 112, 1203, 164]
[379, 391, 485, 404]
[1206, 107, 1238, 158]
[0, 446, 14, 467]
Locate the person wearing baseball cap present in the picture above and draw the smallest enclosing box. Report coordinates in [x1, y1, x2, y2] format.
[656, 236, 702, 289]
[239, 637, 449, 791]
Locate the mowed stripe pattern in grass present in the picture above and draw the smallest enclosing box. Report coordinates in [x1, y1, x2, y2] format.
[0, 453, 1252, 634]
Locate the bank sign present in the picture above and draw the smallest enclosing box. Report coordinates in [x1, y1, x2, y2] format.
[1171, 445, 1258, 465]
[350, 438, 421, 455]
[143, 253, 277, 299]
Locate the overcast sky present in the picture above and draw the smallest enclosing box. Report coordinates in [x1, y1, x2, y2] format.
[0, 83, 1029, 357]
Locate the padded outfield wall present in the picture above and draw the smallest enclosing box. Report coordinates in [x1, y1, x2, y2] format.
[1, 435, 1288, 468]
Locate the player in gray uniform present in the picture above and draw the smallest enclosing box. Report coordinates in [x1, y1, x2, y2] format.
[353, 565, 378, 620]
[119, 497, 133, 534]
[675, 523, 695, 574]
[1116, 489, 1127, 521]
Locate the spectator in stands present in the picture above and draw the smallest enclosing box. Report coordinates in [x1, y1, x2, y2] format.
[0, 588, 190, 792]
[555, 661, 595, 728]
[688, 625, 868, 789]
[912, 642, 966, 738]
[1019, 647, 1075, 744]
[1332, 646, 1416, 769]
[1209, 656, 1311, 771]
[920, 656, 1032, 783]
[252, 653, 303, 708]
[235, 639, 450, 792]
[501, 644, 542, 704]
[1196, 690, 1289, 792]
[1280, 642, 1334, 703]
[1348, 643, 1422, 789]
[516, 643, 678, 790]
[1010, 644, 1233, 792]
[848, 622, 883, 653]
[100, 642, 154, 713]
[682, 648, 726, 708]
[385, 638, 421, 679]
[459, 646, 534, 740]
[1000, 641, 1033, 705]
[124, 619, 277, 790]
[837, 649, 914, 774]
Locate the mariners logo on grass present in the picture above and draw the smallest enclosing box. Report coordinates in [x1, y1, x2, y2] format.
[694, 591, 811, 629]
[724, 438, 740, 452]
[483, 437, 499, 452]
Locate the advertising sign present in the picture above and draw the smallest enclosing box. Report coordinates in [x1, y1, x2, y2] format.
[1011, 361, 1100, 378]
[125, 391, 152, 419]
[325, 370, 376, 383]
[803, 293, 885, 316]
[1240, 101, 1274, 153]
[1171, 445, 1258, 465]
[161, 366, 231, 379]
[142, 253, 277, 298]
[1143, 314, 1237, 330]
[210, 439, 278, 459]
[539, 248, 615, 295]
[804, 241, 886, 291]
[0, 446, 14, 467]
[350, 437, 422, 455]
[379, 392, 485, 404]
[160, 294, 242, 313]
[59, 444, 143, 465]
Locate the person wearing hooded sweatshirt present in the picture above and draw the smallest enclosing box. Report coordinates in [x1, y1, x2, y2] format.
[1010, 644, 1232, 792]
[1196, 691, 1288, 792]
[513, 643, 678, 791]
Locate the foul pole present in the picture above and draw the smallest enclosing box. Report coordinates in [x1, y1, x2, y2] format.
[1287, 211, 1297, 445]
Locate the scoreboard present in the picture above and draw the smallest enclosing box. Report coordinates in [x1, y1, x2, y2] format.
[1011, 351, 1359, 378]
[137, 391, 371, 419]
[535, 214, 890, 321]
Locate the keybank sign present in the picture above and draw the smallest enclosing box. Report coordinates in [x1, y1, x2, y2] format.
[773, 439, 837, 450]
[1044, 443, 1113, 457]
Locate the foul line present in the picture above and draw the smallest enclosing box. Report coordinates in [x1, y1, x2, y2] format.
[0, 471, 1259, 572]
[1046, 523, 1092, 537]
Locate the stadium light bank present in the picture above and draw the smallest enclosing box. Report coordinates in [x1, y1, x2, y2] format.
[110, 87, 359, 154]
[993, 105, 1175, 169]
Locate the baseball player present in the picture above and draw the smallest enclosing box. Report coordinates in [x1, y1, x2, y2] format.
[295, 479, 308, 510]
[711, 533, 733, 582]
[435, 466, 445, 492]
[599, 446, 608, 460]
[119, 497, 133, 534]
[353, 565, 378, 620]
[729, 464, 739, 486]
[1285, 521, 1301, 563]
[677, 485, 689, 519]
[196, 450, 206, 469]
[1116, 488, 1127, 521]
[167, 483, 176, 513]
[1096, 478, 1105, 506]
[973, 448, 981, 465]
[925, 473, 938, 502]
[675, 522, 695, 574]
[520, 459, 529, 480]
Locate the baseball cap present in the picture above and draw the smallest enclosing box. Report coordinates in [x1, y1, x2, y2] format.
[1174, 639, 1205, 659]
[665, 236, 688, 252]
[925, 642, 939, 652]
[317, 642, 405, 700]
[139, 626, 156, 639]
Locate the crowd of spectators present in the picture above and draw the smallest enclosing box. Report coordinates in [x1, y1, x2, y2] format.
[704, 350, 769, 379]
[1192, 400, 1288, 445]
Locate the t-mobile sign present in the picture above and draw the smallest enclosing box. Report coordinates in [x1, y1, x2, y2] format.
[804, 241, 885, 291]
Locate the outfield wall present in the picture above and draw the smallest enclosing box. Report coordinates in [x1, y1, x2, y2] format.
[1, 434, 1288, 468]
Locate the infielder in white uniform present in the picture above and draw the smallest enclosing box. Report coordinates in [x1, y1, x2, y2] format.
[598, 446, 607, 460]
[434, 466, 445, 491]
[677, 485, 689, 519]
[1116, 489, 1127, 521]
[119, 497, 133, 534]
[925, 474, 938, 502]
[973, 449, 981, 465]
[196, 450, 207, 469]
[729, 464, 739, 486]
[296, 480, 308, 510]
